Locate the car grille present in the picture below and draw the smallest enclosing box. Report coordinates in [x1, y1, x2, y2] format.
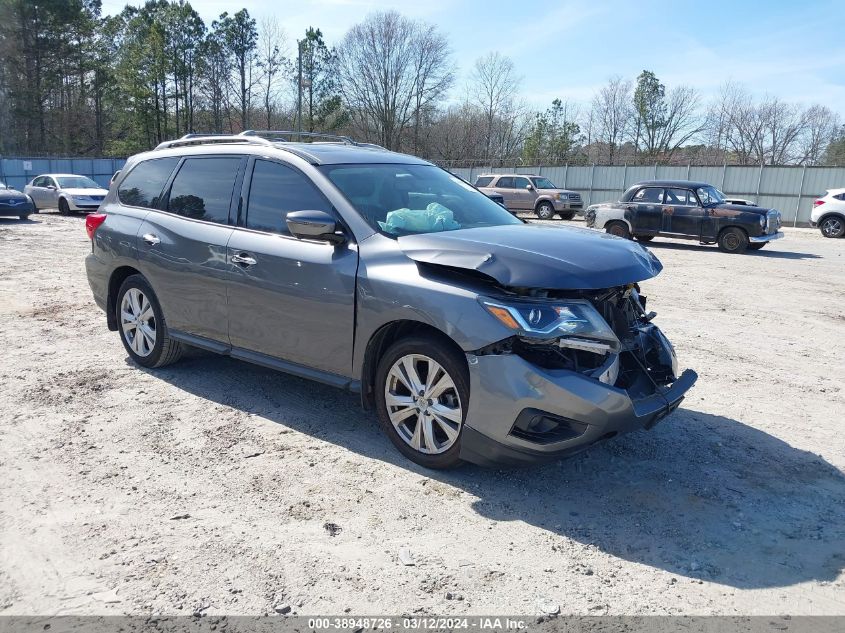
[585, 209, 596, 227]
[569, 193, 582, 201]
[0, 198, 27, 206]
[766, 210, 781, 233]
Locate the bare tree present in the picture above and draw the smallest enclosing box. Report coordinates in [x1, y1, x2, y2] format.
[337, 11, 451, 151]
[409, 24, 452, 154]
[589, 76, 632, 163]
[470, 52, 520, 162]
[799, 105, 840, 165]
[258, 16, 286, 129]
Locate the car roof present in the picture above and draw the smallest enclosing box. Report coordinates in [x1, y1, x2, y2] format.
[143, 134, 431, 166]
[477, 173, 541, 178]
[632, 179, 712, 189]
[34, 173, 87, 178]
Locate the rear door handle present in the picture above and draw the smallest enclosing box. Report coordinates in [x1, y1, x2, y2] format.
[142, 233, 160, 246]
[232, 252, 257, 267]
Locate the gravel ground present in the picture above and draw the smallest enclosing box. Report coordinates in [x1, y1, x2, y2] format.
[1, 212, 843, 617]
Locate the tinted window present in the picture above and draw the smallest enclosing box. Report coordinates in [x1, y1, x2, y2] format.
[633, 187, 663, 203]
[496, 176, 514, 188]
[474, 176, 494, 187]
[513, 176, 530, 189]
[118, 158, 179, 208]
[167, 157, 241, 223]
[245, 160, 331, 234]
[532, 177, 557, 189]
[664, 188, 696, 206]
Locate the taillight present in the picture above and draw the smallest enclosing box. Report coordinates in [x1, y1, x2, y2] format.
[85, 213, 107, 240]
[813, 199, 825, 207]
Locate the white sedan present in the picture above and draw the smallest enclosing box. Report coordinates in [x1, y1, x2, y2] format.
[24, 174, 108, 215]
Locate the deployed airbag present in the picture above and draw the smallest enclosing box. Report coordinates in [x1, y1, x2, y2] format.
[378, 202, 461, 234]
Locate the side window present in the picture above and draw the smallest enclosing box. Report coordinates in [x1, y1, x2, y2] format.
[513, 176, 530, 189]
[118, 158, 179, 208]
[32, 177, 43, 187]
[474, 176, 494, 187]
[496, 176, 514, 188]
[245, 160, 332, 235]
[665, 188, 696, 206]
[167, 157, 241, 223]
[633, 187, 663, 204]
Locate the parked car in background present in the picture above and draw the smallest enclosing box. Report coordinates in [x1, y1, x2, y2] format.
[723, 197, 757, 206]
[475, 174, 582, 220]
[24, 174, 109, 215]
[811, 189, 845, 238]
[0, 181, 35, 220]
[585, 180, 783, 253]
[84, 131, 695, 469]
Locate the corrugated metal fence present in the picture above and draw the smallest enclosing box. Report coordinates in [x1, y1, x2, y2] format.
[2, 156, 842, 226]
[452, 164, 845, 226]
[0, 157, 127, 191]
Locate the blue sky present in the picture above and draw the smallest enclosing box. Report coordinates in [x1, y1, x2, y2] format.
[101, 0, 845, 115]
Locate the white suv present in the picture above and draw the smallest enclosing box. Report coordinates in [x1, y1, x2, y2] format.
[811, 189, 845, 238]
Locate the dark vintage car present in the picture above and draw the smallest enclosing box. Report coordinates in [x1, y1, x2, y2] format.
[585, 180, 783, 253]
[0, 181, 35, 219]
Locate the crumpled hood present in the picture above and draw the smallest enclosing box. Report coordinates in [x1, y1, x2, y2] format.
[62, 187, 108, 197]
[398, 224, 663, 290]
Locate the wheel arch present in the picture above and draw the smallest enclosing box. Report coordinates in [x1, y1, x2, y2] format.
[534, 196, 555, 210]
[106, 265, 144, 331]
[818, 211, 845, 225]
[360, 319, 466, 410]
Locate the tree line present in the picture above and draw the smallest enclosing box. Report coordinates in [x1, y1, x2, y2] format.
[1, 0, 843, 166]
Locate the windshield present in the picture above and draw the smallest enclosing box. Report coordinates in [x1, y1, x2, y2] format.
[321, 164, 522, 236]
[56, 176, 100, 189]
[531, 177, 557, 189]
[696, 185, 726, 206]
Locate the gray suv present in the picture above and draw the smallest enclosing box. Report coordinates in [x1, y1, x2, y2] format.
[84, 132, 696, 468]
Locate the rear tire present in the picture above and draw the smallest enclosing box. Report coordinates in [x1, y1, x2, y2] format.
[58, 198, 70, 216]
[375, 334, 468, 469]
[606, 221, 631, 239]
[748, 242, 766, 250]
[717, 227, 749, 253]
[116, 274, 183, 368]
[819, 215, 845, 238]
[535, 202, 555, 220]
[634, 235, 654, 242]
[558, 211, 575, 221]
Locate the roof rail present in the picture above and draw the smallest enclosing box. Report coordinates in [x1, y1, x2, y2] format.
[154, 134, 276, 150]
[240, 130, 357, 144]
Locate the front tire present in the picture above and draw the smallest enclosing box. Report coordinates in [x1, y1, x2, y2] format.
[748, 242, 766, 250]
[717, 227, 749, 253]
[558, 211, 575, 221]
[634, 235, 654, 242]
[18, 213, 31, 220]
[375, 335, 468, 469]
[58, 198, 71, 215]
[606, 221, 631, 239]
[535, 202, 555, 220]
[116, 274, 183, 368]
[819, 216, 845, 238]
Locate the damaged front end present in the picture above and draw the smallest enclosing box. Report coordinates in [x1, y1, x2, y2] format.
[459, 283, 697, 464]
[475, 284, 680, 401]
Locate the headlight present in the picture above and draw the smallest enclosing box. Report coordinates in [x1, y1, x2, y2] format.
[481, 298, 620, 351]
[759, 215, 766, 227]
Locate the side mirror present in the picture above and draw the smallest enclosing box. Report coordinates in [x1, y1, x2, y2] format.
[286, 210, 345, 244]
[526, 184, 534, 191]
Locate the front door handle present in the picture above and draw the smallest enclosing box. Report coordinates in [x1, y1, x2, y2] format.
[232, 253, 257, 267]
[142, 233, 160, 246]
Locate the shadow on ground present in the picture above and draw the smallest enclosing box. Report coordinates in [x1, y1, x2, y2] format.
[643, 239, 821, 260]
[140, 351, 845, 591]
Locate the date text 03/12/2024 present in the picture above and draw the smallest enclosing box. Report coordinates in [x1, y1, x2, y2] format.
[307, 617, 528, 630]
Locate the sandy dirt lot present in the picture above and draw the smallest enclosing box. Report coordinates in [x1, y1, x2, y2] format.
[1, 212, 843, 617]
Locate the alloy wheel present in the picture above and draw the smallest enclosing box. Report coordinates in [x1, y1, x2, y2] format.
[384, 354, 463, 455]
[821, 217, 843, 237]
[120, 288, 156, 357]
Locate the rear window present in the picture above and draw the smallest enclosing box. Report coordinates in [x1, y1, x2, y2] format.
[118, 158, 179, 208]
[474, 176, 494, 187]
[167, 157, 241, 224]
